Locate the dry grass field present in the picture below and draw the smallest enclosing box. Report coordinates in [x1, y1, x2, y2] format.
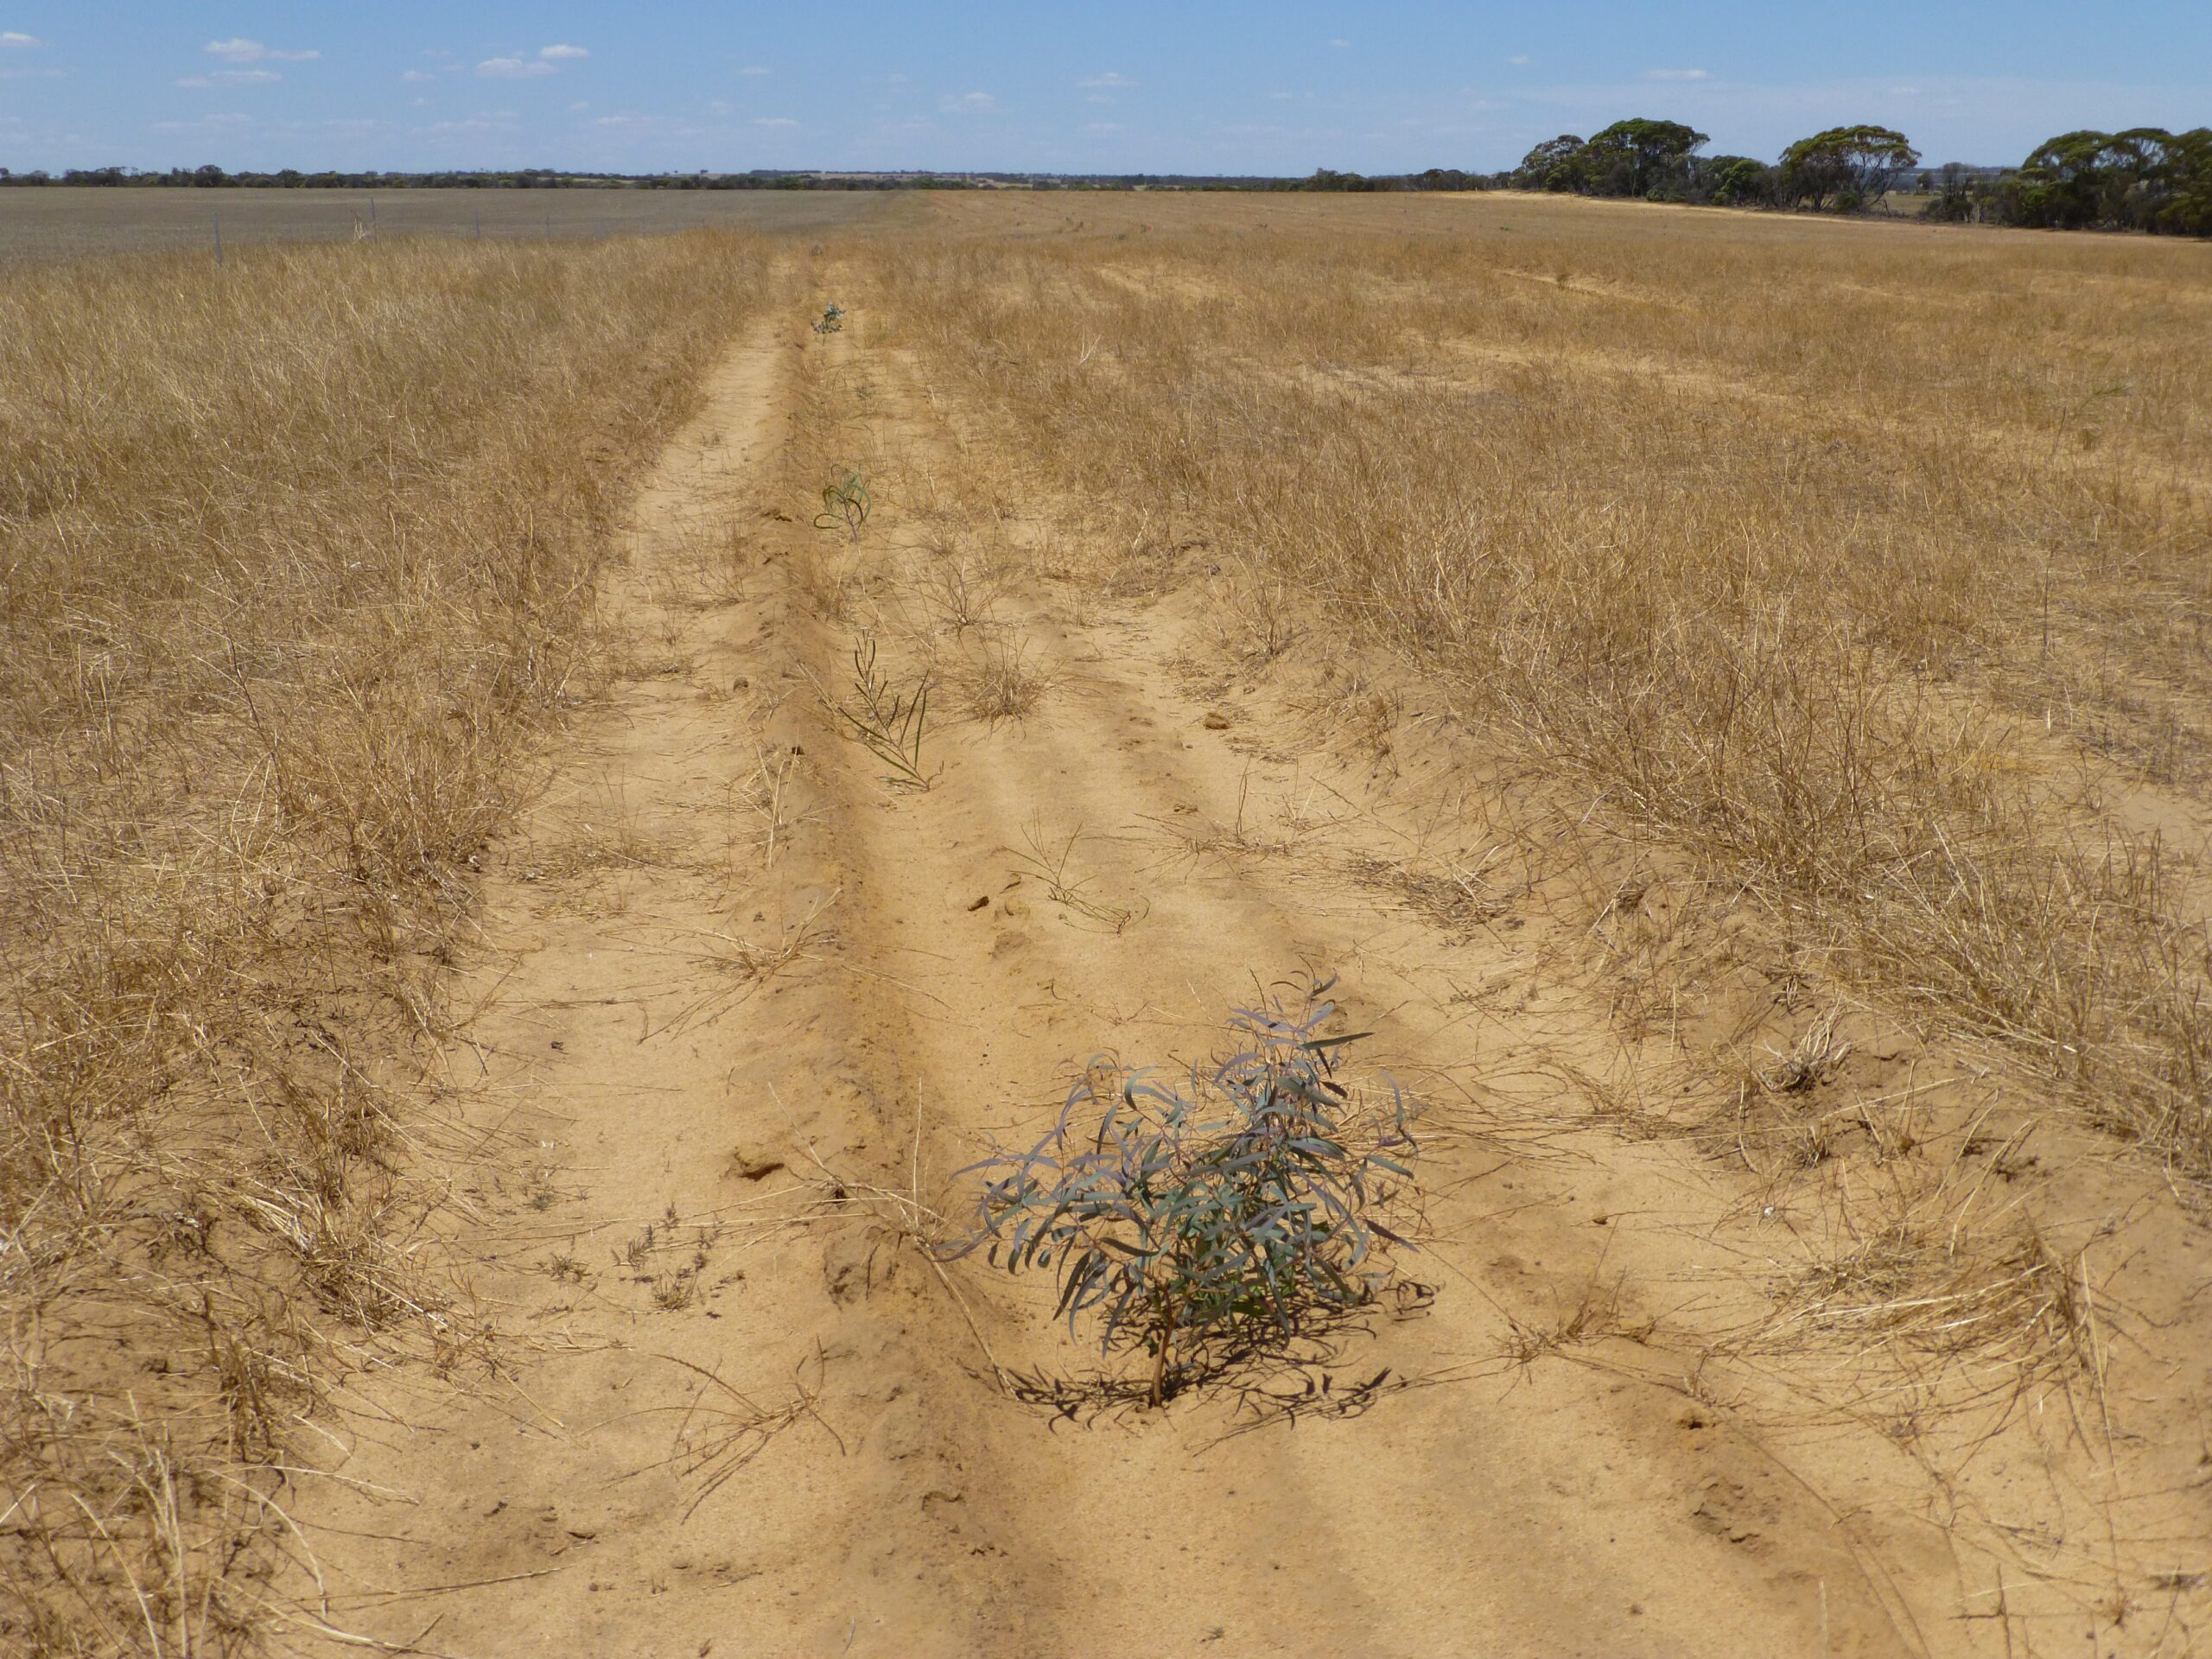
[0, 186, 896, 266]
[0, 230, 776, 1649]
[3, 193, 2208, 1656]
[891, 191, 2212, 1165]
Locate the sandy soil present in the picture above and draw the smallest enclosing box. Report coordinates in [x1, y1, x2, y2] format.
[278, 298, 2209, 1658]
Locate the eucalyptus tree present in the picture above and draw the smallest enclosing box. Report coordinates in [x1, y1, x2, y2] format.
[1779, 124, 1921, 210]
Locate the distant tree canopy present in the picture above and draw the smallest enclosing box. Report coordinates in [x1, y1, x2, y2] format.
[1517, 135, 1588, 193]
[1703, 156, 1778, 207]
[2001, 127, 2212, 233]
[1584, 118, 1710, 198]
[1779, 124, 1921, 210]
[1286, 167, 1493, 192]
[1916, 162, 1981, 222]
[1516, 120, 1709, 199]
[1494, 111, 2209, 238]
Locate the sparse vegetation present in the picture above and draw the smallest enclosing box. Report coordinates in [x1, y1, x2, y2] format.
[0, 230, 766, 1652]
[948, 977, 1416, 1406]
[881, 192, 2212, 1173]
[963, 634, 1047, 723]
[1008, 819, 1147, 932]
[11, 181, 2212, 1656]
[916, 550, 1002, 637]
[837, 632, 936, 791]
[814, 468, 872, 539]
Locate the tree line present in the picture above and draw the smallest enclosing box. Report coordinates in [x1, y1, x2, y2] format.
[1503, 118, 2212, 236]
[7, 130, 2209, 233]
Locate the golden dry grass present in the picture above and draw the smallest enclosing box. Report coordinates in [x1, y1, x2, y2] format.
[866, 190, 2212, 1173]
[8, 186, 2209, 1654]
[761, 248, 2209, 1651]
[0, 186, 894, 266]
[0, 232, 767, 1653]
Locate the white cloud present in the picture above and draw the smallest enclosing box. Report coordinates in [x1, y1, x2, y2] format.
[739, 65, 772, 76]
[1645, 68, 1712, 80]
[755, 116, 798, 128]
[1078, 72, 1134, 89]
[1507, 54, 1532, 67]
[204, 38, 317, 63]
[478, 56, 556, 79]
[939, 91, 996, 113]
[1084, 122, 1122, 134]
[538, 43, 588, 60]
[1329, 37, 1350, 48]
[151, 111, 252, 133]
[401, 69, 433, 83]
[177, 68, 282, 87]
[0, 30, 41, 48]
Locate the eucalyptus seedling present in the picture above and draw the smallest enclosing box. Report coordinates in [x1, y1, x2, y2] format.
[947, 976, 1416, 1405]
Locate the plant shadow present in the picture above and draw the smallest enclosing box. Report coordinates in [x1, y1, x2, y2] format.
[1002, 1278, 1435, 1428]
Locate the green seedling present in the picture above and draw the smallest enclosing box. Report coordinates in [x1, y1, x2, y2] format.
[946, 975, 1416, 1405]
[815, 469, 871, 540]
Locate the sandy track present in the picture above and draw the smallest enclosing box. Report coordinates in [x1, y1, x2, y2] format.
[283, 320, 1002, 1655]
[281, 311, 2086, 1657]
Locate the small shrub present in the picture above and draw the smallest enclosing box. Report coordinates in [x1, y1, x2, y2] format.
[840, 632, 936, 791]
[814, 469, 871, 540]
[812, 302, 845, 334]
[946, 976, 1416, 1404]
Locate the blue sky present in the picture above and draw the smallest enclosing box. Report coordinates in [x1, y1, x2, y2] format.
[2, 3, 2208, 175]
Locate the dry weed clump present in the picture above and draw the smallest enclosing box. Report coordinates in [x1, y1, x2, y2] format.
[962, 634, 1048, 724]
[872, 200, 2212, 1173]
[0, 231, 766, 1651]
[1719, 1133, 2104, 1444]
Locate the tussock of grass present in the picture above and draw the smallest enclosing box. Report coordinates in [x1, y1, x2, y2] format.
[963, 635, 1047, 724]
[0, 232, 766, 1652]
